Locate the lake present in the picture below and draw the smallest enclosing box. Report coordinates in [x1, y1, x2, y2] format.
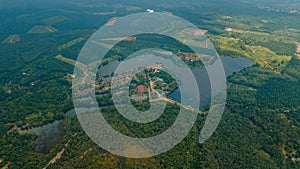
[27, 109, 75, 153]
[170, 56, 253, 109]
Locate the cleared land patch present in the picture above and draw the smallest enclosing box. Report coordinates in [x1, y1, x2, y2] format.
[2, 34, 20, 44]
[58, 37, 85, 51]
[56, 54, 86, 70]
[28, 25, 58, 34]
[105, 17, 119, 26]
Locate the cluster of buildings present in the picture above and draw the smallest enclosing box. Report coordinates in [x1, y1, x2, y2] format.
[177, 52, 201, 62]
[96, 64, 166, 95]
[147, 63, 163, 73]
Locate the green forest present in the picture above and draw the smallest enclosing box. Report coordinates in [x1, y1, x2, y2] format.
[0, 0, 300, 168]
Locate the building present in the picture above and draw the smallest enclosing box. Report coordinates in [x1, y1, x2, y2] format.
[70, 74, 76, 79]
[137, 85, 146, 93]
[146, 9, 154, 13]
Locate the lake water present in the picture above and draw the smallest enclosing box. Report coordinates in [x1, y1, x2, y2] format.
[27, 109, 75, 153]
[170, 56, 253, 109]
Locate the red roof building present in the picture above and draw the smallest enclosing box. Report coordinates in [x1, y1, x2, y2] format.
[137, 85, 146, 93]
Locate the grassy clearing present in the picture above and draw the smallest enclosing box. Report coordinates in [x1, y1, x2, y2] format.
[56, 54, 76, 65]
[58, 37, 85, 51]
[211, 36, 292, 72]
[55, 54, 86, 71]
[210, 36, 252, 57]
[247, 46, 292, 71]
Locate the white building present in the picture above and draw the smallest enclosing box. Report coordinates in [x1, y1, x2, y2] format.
[147, 9, 154, 13]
